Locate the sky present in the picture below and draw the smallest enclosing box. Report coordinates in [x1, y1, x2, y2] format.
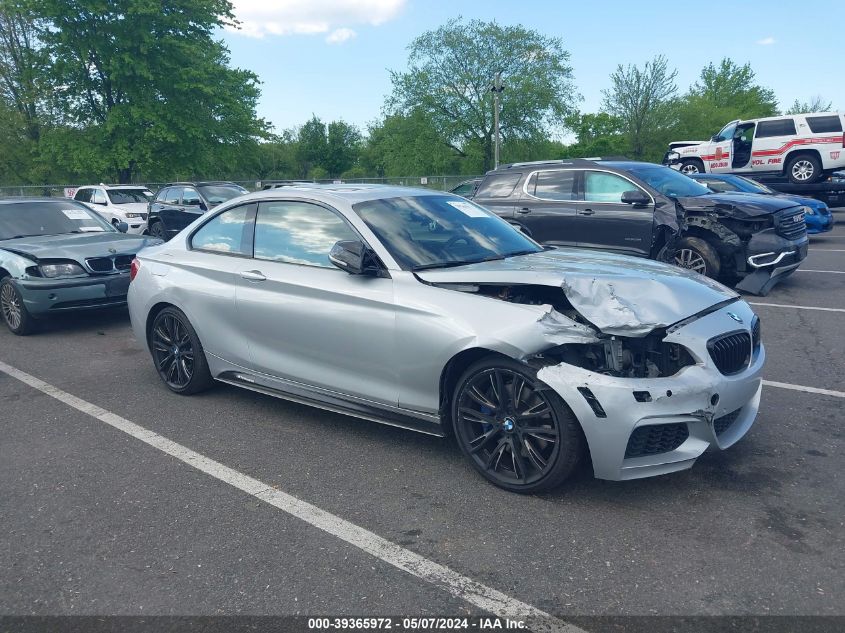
[220, 0, 845, 136]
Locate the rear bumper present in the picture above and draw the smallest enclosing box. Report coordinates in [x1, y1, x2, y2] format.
[17, 273, 130, 315]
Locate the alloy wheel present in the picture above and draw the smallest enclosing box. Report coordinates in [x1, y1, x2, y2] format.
[1, 283, 22, 330]
[680, 163, 701, 175]
[456, 368, 561, 487]
[791, 160, 815, 182]
[151, 313, 195, 389]
[674, 248, 707, 274]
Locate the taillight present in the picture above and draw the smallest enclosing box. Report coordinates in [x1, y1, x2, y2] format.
[130, 258, 140, 281]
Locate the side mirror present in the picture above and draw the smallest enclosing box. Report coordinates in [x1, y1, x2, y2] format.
[199, 201, 208, 212]
[329, 240, 377, 275]
[621, 190, 650, 206]
[116, 221, 129, 233]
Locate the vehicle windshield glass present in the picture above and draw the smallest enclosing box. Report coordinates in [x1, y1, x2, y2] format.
[715, 121, 737, 141]
[107, 189, 153, 204]
[352, 195, 542, 271]
[626, 166, 712, 198]
[0, 200, 115, 240]
[735, 176, 774, 194]
[198, 185, 248, 205]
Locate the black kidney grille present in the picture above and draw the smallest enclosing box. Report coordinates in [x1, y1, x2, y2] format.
[625, 423, 689, 458]
[114, 255, 133, 270]
[708, 332, 751, 375]
[85, 255, 133, 274]
[776, 208, 806, 239]
[714, 409, 742, 437]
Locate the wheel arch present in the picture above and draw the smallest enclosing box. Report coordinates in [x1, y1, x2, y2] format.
[438, 347, 511, 435]
[783, 148, 822, 173]
[145, 301, 177, 349]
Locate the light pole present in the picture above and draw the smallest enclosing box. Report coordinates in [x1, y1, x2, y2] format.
[491, 72, 504, 169]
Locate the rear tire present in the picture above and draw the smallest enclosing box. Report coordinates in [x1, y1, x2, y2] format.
[674, 236, 721, 278]
[679, 158, 705, 175]
[0, 276, 36, 335]
[149, 307, 213, 395]
[452, 356, 584, 493]
[786, 153, 822, 184]
[149, 221, 168, 241]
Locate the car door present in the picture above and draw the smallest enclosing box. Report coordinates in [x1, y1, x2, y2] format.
[156, 187, 184, 236]
[750, 118, 797, 174]
[708, 121, 737, 173]
[180, 202, 257, 368]
[177, 186, 207, 231]
[235, 199, 398, 406]
[574, 170, 654, 257]
[89, 188, 112, 222]
[516, 169, 579, 245]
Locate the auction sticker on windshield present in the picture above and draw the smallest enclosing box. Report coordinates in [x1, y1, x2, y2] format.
[447, 200, 488, 218]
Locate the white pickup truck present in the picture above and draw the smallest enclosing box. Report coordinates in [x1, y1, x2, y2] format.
[665, 112, 845, 184]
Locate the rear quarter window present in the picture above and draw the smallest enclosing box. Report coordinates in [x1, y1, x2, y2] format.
[756, 119, 798, 138]
[474, 173, 522, 199]
[806, 115, 843, 134]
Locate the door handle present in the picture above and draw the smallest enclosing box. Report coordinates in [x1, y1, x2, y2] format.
[241, 270, 266, 282]
[517, 207, 532, 214]
[581, 208, 595, 216]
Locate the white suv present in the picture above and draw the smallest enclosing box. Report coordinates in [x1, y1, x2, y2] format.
[72, 185, 154, 234]
[667, 112, 845, 184]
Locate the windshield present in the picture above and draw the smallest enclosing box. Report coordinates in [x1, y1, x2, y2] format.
[107, 189, 153, 204]
[198, 184, 248, 205]
[352, 195, 542, 271]
[735, 176, 774, 194]
[714, 121, 737, 141]
[626, 166, 712, 198]
[0, 200, 115, 240]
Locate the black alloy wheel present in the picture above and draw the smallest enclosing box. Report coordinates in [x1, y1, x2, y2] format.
[453, 357, 584, 493]
[150, 307, 212, 394]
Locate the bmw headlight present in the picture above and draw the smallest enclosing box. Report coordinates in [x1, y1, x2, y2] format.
[39, 261, 88, 278]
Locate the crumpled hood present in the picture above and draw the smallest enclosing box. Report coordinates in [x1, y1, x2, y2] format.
[676, 192, 800, 217]
[1, 232, 162, 261]
[417, 249, 739, 336]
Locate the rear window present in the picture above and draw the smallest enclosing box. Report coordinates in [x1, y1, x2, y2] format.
[806, 115, 843, 134]
[474, 173, 522, 199]
[756, 119, 797, 138]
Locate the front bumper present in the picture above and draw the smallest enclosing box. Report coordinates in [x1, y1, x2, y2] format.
[124, 222, 148, 235]
[537, 302, 763, 481]
[18, 273, 131, 315]
[734, 231, 808, 295]
[806, 213, 835, 234]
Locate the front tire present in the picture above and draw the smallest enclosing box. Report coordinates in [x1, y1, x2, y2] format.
[0, 277, 36, 335]
[452, 357, 584, 493]
[149, 307, 213, 394]
[674, 236, 721, 278]
[679, 158, 705, 175]
[786, 153, 822, 184]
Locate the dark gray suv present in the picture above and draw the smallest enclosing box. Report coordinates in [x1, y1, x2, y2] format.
[473, 159, 809, 295]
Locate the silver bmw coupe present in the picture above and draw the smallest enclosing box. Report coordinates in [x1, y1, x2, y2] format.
[128, 185, 764, 493]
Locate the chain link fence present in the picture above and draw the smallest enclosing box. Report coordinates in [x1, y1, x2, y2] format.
[0, 175, 482, 199]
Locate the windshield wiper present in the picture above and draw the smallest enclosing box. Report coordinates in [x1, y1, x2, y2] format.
[412, 255, 506, 272]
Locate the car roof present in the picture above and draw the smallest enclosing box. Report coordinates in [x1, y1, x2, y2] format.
[235, 184, 452, 206]
[76, 184, 152, 190]
[165, 181, 241, 187]
[489, 157, 654, 173]
[0, 197, 82, 205]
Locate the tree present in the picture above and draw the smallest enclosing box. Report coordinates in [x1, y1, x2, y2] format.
[561, 112, 627, 158]
[601, 55, 678, 159]
[0, 0, 45, 143]
[296, 115, 328, 178]
[34, 0, 268, 182]
[325, 121, 362, 178]
[388, 17, 578, 172]
[785, 96, 833, 115]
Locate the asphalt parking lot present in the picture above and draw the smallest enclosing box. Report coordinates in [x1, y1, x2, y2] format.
[2, 217, 844, 627]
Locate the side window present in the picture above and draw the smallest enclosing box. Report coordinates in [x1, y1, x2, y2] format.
[584, 172, 641, 203]
[529, 170, 577, 200]
[704, 180, 737, 193]
[190, 204, 253, 255]
[74, 188, 91, 202]
[254, 201, 358, 268]
[91, 189, 107, 205]
[154, 188, 169, 202]
[164, 187, 182, 205]
[182, 187, 201, 206]
[756, 119, 797, 138]
[474, 173, 522, 198]
[806, 115, 843, 134]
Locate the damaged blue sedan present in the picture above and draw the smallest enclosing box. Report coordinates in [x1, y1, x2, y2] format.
[129, 185, 764, 493]
[0, 198, 162, 335]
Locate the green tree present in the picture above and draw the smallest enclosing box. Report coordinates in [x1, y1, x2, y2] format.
[388, 17, 578, 172]
[325, 120, 362, 178]
[296, 115, 328, 178]
[601, 55, 678, 159]
[34, 0, 268, 182]
[785, 96, 833, 115]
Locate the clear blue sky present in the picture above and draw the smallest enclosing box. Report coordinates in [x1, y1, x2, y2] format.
[220, 0, 844, 136]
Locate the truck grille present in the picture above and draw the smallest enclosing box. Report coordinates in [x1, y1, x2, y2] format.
[775, 207, 807, 240]
[708, 331, 751, 375]
[85, 254, 134, 274]
[625, 423, 689, 458]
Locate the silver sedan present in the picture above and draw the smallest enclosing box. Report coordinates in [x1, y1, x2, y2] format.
[128, 185, 764, 493]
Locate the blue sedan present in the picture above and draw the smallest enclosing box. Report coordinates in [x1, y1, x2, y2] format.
[690, 174, 834, 234]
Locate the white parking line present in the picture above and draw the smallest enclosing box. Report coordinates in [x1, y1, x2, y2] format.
[795, 269, 845, 274]
[749, 302, 845, 313]
[0, 359, 582, 633]
[809, 248, 845, 252]
[764, 380, 845, 399]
